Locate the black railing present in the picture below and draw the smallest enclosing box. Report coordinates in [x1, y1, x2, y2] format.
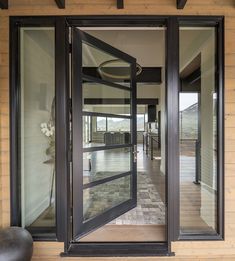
[194, 139, 201, 184]
[180, 138, 201, 185]
[150, 136, 160, 160]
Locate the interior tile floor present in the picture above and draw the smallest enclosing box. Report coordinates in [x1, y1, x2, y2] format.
[110, 171, 165, 225]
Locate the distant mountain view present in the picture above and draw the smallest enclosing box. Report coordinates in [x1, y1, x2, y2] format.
[97, 115, 145, 132]
[180, 103, 198, 140]
[97, 104, 199, 138]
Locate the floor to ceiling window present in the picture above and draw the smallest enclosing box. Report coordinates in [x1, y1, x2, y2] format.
[179, 26, 219, 235]
[19, 27, 56, 231]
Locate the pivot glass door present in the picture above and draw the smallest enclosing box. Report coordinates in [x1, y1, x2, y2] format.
[72, 28, 137, 240]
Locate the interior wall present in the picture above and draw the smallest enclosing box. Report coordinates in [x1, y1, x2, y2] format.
[0, 0, 234, 259]
[199, 31, 217, 228]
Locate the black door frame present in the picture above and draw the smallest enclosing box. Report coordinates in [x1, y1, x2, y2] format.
[9, 15, 224, 257]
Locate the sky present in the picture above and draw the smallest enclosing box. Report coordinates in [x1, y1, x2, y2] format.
[179, 93, 198, 111]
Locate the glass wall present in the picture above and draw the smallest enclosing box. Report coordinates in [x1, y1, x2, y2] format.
[20, 28, 55, 229]
[179, 27, 218, 234]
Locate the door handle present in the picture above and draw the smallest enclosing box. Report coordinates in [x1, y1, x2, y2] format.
[133, 145, 139, 163]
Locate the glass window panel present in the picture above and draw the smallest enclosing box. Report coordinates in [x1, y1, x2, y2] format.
[83, 116, 131, 148]
[83, 176, 131, 221]
[83, 148, 131, 184]
[83, 81, 131, 115]
[20, 28, 55, 228]
[179, 93, 198, 140]
[107, 117, 130, 132]
[179, 27, 217, 234]
[137, 114, 145, 131]
[82, 42, 131, 87]
[96, 117, 107, 131]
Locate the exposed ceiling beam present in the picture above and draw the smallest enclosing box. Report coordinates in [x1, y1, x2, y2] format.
[177, 0, 187, 9]
[117, 0, 124, 9]
[55, 0, 65, 9]
[0, 0, 8, 9]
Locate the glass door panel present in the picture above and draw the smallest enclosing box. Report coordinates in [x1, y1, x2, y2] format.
[83, 175, 131, 221]
[72, 28, 137, 240]
[82, 41, 131, 87]
[83, 148, 131, 185]
[83, 80, 131, 115]
[83, 116, 131, 148]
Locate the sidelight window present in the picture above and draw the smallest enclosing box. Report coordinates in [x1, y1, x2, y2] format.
[179, 26, 222, 236]
[19, 28, 56, 231]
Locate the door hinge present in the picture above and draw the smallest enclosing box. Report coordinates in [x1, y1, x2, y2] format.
[69, 43, 72, 53]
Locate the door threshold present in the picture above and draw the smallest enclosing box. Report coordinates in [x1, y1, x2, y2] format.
[61, 242, 174, 257]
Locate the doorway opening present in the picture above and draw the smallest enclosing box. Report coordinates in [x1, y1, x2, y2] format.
[72, 27, 167, 242]
[10, 15, 224, 257]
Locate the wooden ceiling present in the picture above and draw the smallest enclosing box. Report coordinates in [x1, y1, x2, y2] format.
[0, 0, 188, 10]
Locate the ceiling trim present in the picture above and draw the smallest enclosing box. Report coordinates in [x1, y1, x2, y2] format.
[177, 0, 187, 9]
[0, 0, 8, 9]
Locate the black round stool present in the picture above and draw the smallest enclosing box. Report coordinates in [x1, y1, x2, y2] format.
[0, 227, 33, 261]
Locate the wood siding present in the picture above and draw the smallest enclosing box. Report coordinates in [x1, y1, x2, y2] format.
[0, 0, 235, 259]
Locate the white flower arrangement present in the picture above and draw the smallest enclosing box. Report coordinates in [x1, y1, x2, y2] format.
[40, 122, 55, 161]
[40, 98, 56, 163]
[40, 122, 55, 138]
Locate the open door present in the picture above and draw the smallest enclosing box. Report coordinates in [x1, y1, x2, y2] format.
[72, 28, 137, 240]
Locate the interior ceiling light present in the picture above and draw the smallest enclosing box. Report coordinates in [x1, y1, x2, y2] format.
[97, 59, 142, 80]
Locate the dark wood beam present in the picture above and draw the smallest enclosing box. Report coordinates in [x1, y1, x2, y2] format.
[83, 67, 162, 84]
[117, 0, 124, 9]
[0, 0, 8, 9]
[84, 98, 159, 105]
[177, 0, 187, 9]
[55, 0, 65, 9]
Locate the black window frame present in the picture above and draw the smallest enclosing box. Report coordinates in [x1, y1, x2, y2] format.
[95, 113, 146, 133]
[9, 15, 224, 256]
